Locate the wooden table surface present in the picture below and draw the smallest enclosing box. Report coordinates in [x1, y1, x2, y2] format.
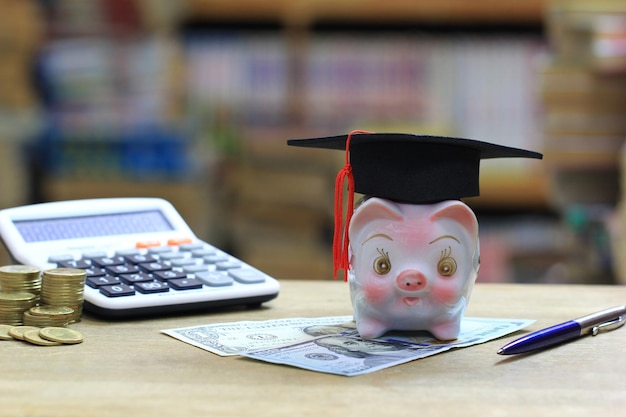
[1, 280, 624, 417]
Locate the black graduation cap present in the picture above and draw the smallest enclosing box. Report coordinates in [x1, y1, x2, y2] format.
[287, 131, 543, 204]
[287, 131, 543, 278]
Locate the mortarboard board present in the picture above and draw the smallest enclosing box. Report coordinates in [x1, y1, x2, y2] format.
[287, 130, 543, 279]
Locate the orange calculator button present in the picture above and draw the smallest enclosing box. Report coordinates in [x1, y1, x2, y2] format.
[167, 237, 193, 246]
[136, 240, 161, 249]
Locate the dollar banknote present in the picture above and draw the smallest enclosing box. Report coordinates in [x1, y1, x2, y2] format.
[241, 317, 533, 376]
[162, 316, 357, 356]
[163, 316, 533, 375]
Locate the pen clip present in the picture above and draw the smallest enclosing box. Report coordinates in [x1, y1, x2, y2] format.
[591, 315, 626, 336]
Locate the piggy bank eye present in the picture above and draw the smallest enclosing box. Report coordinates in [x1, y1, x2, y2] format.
[373, 248, 391, 275]
[438, 247, 457, 277]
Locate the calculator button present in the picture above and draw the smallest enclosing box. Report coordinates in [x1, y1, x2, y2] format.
[183, 264, 208, 274]
[178, 243, 203, 251]
[216, 261, 242, 270]
[135, 281, 169, 294]
[124, 254, 156, 264]
[135, 240, 161, 249]
[84, 267, 106, 278]
[158, 252, 185, 260]
[105, 264, 140, 275]
[203, 255, 229, 264]
[153, 270, 186, 281]
[168, 278, 203, 290]
[91, 256, 125, 268]
[170, 258, 196, 267]
[119, 272, 153, 284]
[167, 237, 193, 246]
[48, 254, 75, 263]
[82, 251, 108, 259]
[138, 261, 171, 273]
[86, 275, 121, 288]
[58, 259, 92, 269]
[100, 284, 135, 297]
[196, 271, 234, 287]
[229, 269, 266, 284]
[191, 249, 216, 258]
[115, 249, 140, 256]
[148, 246, 173, 254]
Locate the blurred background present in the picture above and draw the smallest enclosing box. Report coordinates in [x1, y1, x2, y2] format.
[1, 0, 625, 284]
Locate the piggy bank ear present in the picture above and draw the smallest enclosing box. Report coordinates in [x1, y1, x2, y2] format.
[349, 198, 404, 242]
[430, 201, 478, 240]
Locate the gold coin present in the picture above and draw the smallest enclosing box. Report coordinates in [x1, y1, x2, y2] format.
[0, 285, 41, 293]
[0, 292, 36, 302]
[23, 329, 62, 346]
[29, 305, 74, 316]
[43, 268, 86, 278]
[39, 327, 83, 344]
[8, 325, 41, 340]
[0, 324, 14, 340]
[0, 265, 41, 275]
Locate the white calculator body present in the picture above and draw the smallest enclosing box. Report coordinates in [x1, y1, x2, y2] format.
[0, 198, 280, 319]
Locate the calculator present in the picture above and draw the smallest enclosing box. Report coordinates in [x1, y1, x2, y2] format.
[0, 198, 280, 319]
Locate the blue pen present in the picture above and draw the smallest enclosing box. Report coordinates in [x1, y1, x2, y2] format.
[497, 305, 626, 355]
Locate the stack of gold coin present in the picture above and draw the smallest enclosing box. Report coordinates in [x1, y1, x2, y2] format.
[0, 265, 41, 301]
[40, 268, 86, 323]
[0, 292, 37, 325]
[23, 305, 74, 327]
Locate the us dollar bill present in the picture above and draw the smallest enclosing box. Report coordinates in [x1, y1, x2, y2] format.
[162, 316, 357, 356]
[163, 316, 533, 376]
[241, 317, 534, 376]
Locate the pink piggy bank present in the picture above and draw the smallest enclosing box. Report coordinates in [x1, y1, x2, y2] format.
[348, 197, 480, 340]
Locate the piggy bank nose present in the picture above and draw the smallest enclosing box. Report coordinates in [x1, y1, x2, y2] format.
[396, 270, 427, 291]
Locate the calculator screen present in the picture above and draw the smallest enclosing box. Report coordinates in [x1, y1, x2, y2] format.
[13, 210, 174, 243]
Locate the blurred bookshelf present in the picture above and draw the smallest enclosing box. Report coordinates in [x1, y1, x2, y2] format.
[5, 0, 625, 283]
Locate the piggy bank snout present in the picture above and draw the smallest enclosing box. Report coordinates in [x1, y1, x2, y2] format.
[395, 270, 427, 292]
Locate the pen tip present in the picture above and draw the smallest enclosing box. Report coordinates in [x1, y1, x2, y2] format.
[497, 349, 504, 355]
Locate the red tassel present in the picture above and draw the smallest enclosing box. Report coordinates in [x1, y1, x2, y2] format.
[332, 130, 372, 280]
[333, 164, 354, 280]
